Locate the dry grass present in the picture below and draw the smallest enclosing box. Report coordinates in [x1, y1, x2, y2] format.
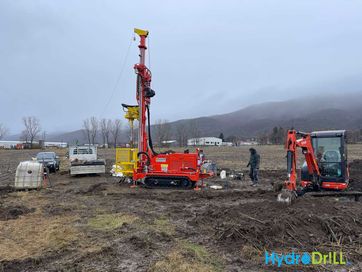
[0, 214, 80, 261]
[151, 217, 176, 236]
[157, 145, 290, 170]
[240, 245, 263, 262]
[0, 190, 83, 261]
[150, 240, 223, 272]
[150, 144, 362, 170]
[87, 213, 138, 231]
[7, 191, 49, 213]
[6, 191, 45, 210]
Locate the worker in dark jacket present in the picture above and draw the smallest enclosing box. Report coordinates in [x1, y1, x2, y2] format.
[247, 148, 260, 186]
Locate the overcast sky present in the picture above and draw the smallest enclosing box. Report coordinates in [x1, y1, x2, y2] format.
[1, 0, 362, 134]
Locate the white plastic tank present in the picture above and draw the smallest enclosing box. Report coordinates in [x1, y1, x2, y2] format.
[14, 161, 44, 189]
[220, 170, 227, 179]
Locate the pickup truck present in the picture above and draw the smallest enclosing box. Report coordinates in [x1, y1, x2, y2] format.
[69, 146, 106, 176]
[36, 152, 60, 172]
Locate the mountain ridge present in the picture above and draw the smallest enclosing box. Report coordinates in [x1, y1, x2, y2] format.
[4, 93, 362, 143]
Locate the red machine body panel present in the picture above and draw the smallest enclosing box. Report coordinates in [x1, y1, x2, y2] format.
[134, 153, 199, 181]
[301, 181, 348, 190]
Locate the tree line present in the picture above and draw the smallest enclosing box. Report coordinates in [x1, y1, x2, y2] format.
[154, 122, 288, 147]
[153, 119, 201, 147]
[0, 117, 43, 148]
[257, 127, 286, 145]
[0, 116, 123, 148]
[82, 117, 122, 147]
[2, 118, 362, 148]
[257, 127, 362, 145]
[0, 123, 8, 140]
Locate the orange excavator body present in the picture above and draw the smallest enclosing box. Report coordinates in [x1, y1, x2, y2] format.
[278, 130, 349, 203]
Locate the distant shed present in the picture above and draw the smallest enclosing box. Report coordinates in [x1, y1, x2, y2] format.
[187, 137, 222, 146]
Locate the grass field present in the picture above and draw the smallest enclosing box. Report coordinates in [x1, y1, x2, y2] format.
[0, 145, 361, 271]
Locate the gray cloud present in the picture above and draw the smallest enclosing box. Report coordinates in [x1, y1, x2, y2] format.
[1, 0, 362, 134]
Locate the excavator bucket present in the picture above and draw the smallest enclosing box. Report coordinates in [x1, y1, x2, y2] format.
[277, 189, 297, 205]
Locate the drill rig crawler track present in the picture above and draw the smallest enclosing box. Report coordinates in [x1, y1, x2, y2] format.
[143, 176, 194, 189]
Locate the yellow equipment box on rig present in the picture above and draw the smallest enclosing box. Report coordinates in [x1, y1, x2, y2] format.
[115, 148, 138, 182]
[114, 104, 139, 181]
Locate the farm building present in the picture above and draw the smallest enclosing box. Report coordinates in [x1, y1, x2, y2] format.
[44, 142, 68, 148]
[238, 140, 259, 146]
[187, 137, 222, 146]
[161, 140, 177, 147]
[0, 140, 68, 149]
[221, 142, 233, 146]
[0, 141, 23, 149]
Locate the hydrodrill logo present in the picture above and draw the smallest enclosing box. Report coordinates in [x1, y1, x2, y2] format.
[264, 251, 350, 267]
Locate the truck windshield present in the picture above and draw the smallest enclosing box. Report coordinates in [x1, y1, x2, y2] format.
[73, 148, 93, 155]
[37, 153, 54, 160]
[312, 137, 342, 177]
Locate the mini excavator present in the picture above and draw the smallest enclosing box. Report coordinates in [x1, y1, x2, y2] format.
[121, 28, 213, 188]
[277, 130, 351, 204]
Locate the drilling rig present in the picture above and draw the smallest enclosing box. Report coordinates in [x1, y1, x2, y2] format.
[120, 28, 213, 188]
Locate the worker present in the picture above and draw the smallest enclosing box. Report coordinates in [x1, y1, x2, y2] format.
[247, 148, 260, 186]
[197, 149, 205, 166]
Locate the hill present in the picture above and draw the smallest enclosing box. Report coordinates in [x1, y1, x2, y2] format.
[5, 93, 362, 143]
[167, 92, 362, 138]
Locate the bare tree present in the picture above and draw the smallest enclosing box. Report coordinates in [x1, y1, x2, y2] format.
[111, 119, 122, 147]
[90, 117, 99, 145]
[154, 119, 171, 147]
[20, 130, 28, 143]
[187, 120, 200, 145]
[83, 119, 92, 145]
[0, 123, 8, 140]
[175, 123, 188, 147]
[83, 117, 99, 145]
[22, 116, 41, 148]
[100, 118, 112, 147]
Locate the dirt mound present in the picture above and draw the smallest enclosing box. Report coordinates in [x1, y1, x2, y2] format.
[349, 180, 362, 191]
[81, 183, 108, 195]
[349, 159, 362, 191]
[260, 169, 285, 180]
[43, 204, 73, 216]
[191, 197, 362, 261]
[65, 182, 108, 195]
[0, 205, 35, 220]
[0, 185, 13, 196]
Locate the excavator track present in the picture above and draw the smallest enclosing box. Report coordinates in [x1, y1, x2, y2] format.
[306, 191, 362, 201]
[143, 176, 194, 189]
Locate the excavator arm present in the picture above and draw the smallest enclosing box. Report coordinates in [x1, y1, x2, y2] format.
[278, 130, 321, 204]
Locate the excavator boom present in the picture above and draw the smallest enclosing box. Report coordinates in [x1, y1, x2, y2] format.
[278, 130, 321, 204]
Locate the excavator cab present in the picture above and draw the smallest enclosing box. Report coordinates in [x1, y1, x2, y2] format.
[301, 130, 349, 190]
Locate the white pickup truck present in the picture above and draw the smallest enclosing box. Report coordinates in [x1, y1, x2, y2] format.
[69, 146, 106, 176]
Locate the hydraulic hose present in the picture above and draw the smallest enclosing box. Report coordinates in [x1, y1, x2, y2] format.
[137, 151, 151, 166]
[146, 105, 158, 156]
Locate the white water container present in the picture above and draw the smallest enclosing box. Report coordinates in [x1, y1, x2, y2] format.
[14, 161, 44, 189]
[220, 170, 227, 179]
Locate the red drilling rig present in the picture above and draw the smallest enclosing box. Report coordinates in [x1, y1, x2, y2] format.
[123, 28, 213, 188]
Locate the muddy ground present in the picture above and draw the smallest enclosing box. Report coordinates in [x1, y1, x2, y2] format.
[0, 147, 361, 272]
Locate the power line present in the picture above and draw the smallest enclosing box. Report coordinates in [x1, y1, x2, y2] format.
[148, 35, 151, 69]
[100, 35, 134, 118]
